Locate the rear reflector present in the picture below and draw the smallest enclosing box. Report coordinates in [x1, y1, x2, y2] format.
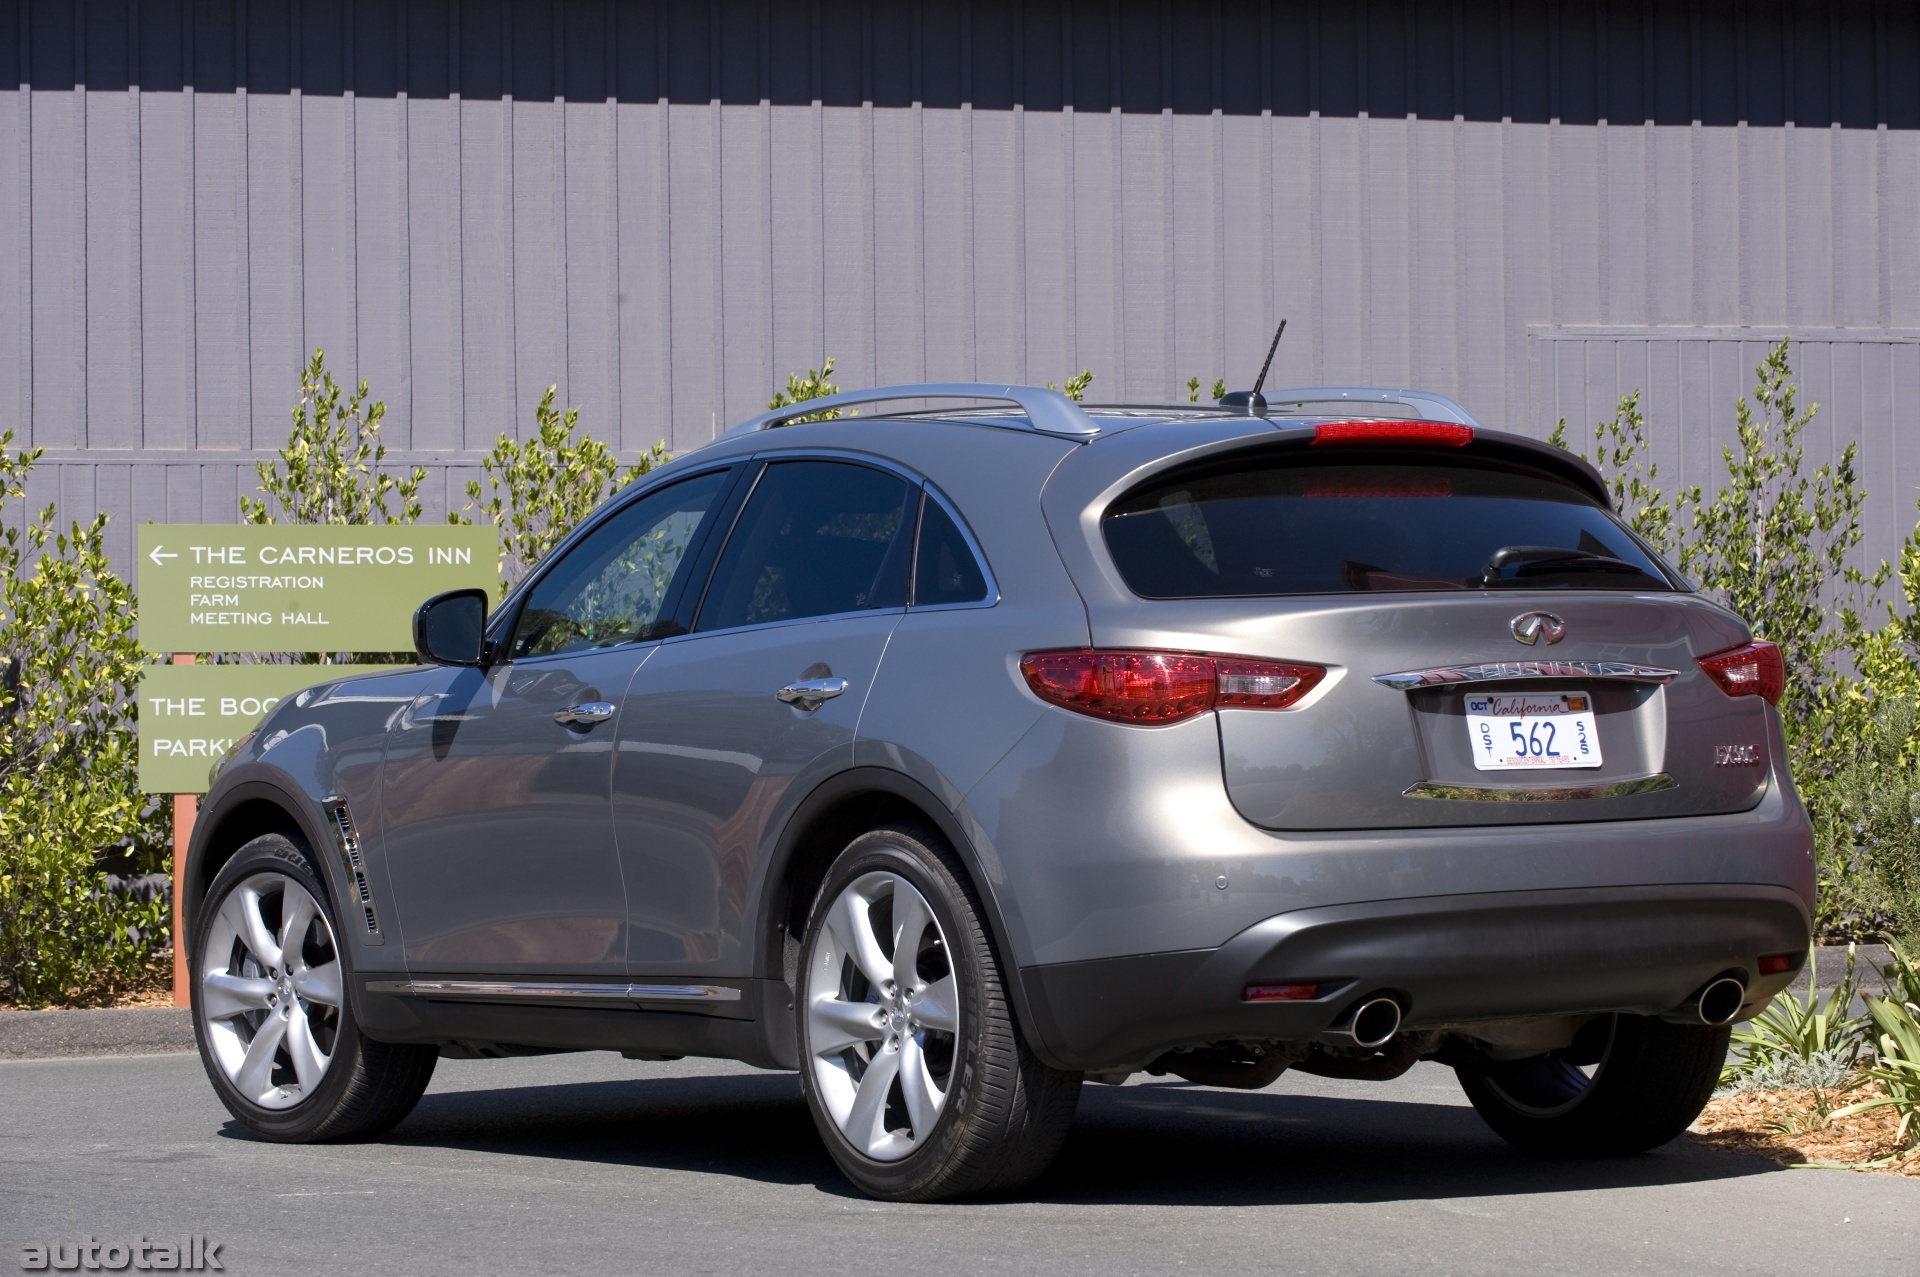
[1244, 982, 1320, 1003]
[1757, 953, 1798, 976]
[1697, 641, 1785, 705]
[1019, 650, 1326, 725]
[1311, 420, 1474, 448]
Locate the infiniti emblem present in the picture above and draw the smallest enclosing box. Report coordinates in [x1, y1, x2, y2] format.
[1510, 611, 1568, 646]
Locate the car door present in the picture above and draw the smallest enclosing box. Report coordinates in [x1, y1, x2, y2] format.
[378, 467, 737, 978]
[612, 456, 918, 974]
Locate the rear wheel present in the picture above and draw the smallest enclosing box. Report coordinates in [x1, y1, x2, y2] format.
[1455, 1013, 1729, 1156]
[796, 823, 1081, 1200]
[192, 833, 438, 1142]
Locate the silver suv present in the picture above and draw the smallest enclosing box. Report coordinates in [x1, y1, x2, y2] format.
[186, 384, 1812, 1200]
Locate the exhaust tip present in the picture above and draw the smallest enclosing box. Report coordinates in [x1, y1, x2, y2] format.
[1347, 997, 1403, 1049]
[1696, 977, 1746, 1026]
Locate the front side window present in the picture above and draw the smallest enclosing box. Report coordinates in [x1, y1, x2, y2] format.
[509, 469, 731, 659]
[1104, 456, 1677, 598]
[696, 460, 914, 631]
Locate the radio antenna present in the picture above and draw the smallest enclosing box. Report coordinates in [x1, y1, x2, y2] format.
[1250, 319, 1287, 395]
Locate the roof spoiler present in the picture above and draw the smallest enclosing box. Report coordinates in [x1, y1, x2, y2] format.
[1218, 386, 1483, 427]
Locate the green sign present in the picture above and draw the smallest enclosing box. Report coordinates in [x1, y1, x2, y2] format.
[138, 664, 390, 793]
[136, 524, 497, 653]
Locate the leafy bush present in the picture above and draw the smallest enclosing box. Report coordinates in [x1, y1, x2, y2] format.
[768, 358, 849, 422]
[1832, 943, 1920, 1156]
[1048, 370, 1094, 402]
[0, 437, 167, 1006]
[243, 350, 424, 527]
[1719, 945, 1868, 1117]
[457, 385, 666, 593]
[1824, 700, 1920, 940]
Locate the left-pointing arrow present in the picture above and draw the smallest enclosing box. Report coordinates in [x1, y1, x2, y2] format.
[148, 545, 177, 566]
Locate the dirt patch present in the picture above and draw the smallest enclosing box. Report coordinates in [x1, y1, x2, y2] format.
[1691, 1086, 1919, 1174]
[1, 961, 172, 1011]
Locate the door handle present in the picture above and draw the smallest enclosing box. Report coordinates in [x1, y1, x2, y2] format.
[553, 701, 616, 726]
[776, 677, 849, 710]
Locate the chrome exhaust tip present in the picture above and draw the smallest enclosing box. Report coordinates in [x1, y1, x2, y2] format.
[1696, 977, 1746, 1026]
[1339, 997, 1403, 1050]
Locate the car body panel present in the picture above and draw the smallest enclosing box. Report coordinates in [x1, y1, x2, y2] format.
[183, 399, 1818, 1077]
[377, 649, 644, 976]
[613, 612, 902, 975]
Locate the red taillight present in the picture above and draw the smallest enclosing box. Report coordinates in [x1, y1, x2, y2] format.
[1019, 650, 1326, 724]
[1311, 420, 1474, 447]
[1757, 953, 1798, 976]
[1697, 641, 1785, 705]
[1244, 982, 1320, 1003]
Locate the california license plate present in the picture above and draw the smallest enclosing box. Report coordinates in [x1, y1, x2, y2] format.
[1464, 691, 1603, 770]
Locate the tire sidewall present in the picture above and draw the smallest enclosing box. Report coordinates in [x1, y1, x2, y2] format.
[191, 833, 368, 1140]
[795, 827, 989, 1196]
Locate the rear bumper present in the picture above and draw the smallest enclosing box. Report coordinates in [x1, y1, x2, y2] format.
[1017, 882, 1810, 1071]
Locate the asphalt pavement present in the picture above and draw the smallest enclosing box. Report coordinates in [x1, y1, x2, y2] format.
[2, 1049, 1915, 1276]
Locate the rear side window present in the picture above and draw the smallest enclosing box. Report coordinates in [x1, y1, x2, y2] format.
[1103, 458, 1676, 598]
[913, 496, 990, 606]
[697, 460, 914, 630]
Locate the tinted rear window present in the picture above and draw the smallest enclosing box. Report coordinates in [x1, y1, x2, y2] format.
[1104, 459, 1677, 598]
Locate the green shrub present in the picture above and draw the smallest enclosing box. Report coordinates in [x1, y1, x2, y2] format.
[768, 358, 849, 422]
[243, 350, 424, 527]
[457, 385, 667, 593]
[0, 437, 167, 1006]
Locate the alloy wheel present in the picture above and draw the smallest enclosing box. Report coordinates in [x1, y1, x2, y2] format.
[199, 872, 344, 1110]
[806, 871, 959, 1161]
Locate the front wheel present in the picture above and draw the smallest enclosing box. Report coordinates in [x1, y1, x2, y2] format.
[796, 823, 1081, 1200]
[192, 833, 439, 1142]
[1456, 1013, 1730, 1156]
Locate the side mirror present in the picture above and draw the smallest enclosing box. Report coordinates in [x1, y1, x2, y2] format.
[414, 589, 490, 667]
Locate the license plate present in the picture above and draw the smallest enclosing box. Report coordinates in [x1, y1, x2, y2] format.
[1464, 691, 1603, 770]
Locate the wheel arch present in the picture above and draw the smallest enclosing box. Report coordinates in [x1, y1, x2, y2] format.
[752, 766, 1064, 1069]
[186, 778, 341, 940]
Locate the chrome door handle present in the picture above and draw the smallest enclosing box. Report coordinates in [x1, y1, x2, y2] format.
[553, 701, 616, 725]
[776, 677, 848, 710]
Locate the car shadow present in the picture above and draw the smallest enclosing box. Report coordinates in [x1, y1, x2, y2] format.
[314, 1069, 1786, 1206]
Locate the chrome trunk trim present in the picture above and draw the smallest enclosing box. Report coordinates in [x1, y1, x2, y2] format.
[1373, 661, 1680, 691]
[364, 980, 743, 1003]
[1403, 773, 1679, 802]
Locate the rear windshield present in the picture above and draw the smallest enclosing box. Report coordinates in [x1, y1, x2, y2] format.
[1103, 458, 1678, 598]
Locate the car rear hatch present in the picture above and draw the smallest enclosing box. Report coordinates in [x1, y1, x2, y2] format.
[1053, 419, 1778, 831]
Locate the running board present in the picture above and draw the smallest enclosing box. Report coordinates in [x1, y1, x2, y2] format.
[366, 979, 743, 1004]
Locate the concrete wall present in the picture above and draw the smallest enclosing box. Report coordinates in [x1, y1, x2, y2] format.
[3, 0, 1919, 575]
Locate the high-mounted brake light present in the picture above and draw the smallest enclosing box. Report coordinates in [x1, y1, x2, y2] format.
[1019, 650, 1325, 724]
[1311, 420, 1474, 447]
[1697, 641, 1785, 705]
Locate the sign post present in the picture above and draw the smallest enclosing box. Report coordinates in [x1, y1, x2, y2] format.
[137, 524, 498, 1007]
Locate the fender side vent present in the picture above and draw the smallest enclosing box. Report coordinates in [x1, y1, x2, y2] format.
[322, 796, 383, 943]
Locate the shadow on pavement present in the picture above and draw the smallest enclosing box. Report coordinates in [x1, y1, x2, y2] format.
[247, 1070, 1782, 1205]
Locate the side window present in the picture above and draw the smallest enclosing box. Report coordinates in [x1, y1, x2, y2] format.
[912, 494, 991, 606]
[696, 461, 913, 631]
[509, 469, 731, 659]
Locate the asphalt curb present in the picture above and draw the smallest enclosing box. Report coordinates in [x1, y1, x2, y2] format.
[0, 1006, 195, 1060]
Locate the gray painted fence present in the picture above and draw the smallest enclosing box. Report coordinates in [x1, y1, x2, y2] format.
[5, 0, 1920, 580]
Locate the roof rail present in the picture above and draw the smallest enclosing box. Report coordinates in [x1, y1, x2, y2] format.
[729, 383, 1101, 438]
[1257, 387, 1483, 426]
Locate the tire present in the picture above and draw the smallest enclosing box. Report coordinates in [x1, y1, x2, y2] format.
[795, 823, 1082, 1200]
[191, 833, 438, 1142]
[1455, 1013, 1730, 1157]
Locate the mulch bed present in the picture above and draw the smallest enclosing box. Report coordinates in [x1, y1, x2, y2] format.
[1691, 1085, 1919, 1174]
